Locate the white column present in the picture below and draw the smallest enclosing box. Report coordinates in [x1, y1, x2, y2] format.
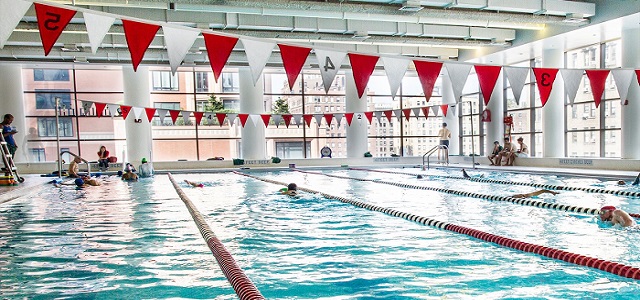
[239, 67, 266, 160]
[0, 64, 26, 163]
[345, 71, 368, 158]
[441, 73, 459, 155]
[542, 43, 565, 157]
[123, 66, 153, 164]
[621, 16, 640, 159]
[484, 69, 504, 155]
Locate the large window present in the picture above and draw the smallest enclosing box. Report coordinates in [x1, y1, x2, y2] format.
[37, 117, 73, 137]
[35, 90, 72, 109]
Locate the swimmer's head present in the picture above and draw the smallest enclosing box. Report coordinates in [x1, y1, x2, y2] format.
[74, 178, 84, 187]
[599, 205, 616, 221]
[417, 175, 423, 179]
[141, 157, 148, 163]
[287, 183, 297, 191]
[117, 170, 123, 176]
[494, 141, 499, 145]
[617, 180, 626, 185]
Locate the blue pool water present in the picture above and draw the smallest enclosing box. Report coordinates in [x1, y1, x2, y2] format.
[2, 168, 640, 299]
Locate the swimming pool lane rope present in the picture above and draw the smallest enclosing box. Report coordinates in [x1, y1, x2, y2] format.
[292, 169, 606, 217]
[348, 167, 640, 219]
[233, 171, 640, 280]
[350, 167, 640, 198]
[167, 173, 265, 300]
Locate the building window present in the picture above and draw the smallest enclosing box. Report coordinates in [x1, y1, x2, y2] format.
[35, 90, 72, 109]
[153, 102, 180, 125]
[38, 117, 73, 137]
[152, 71, 179, 91]
[221, 73, 239, 93]
[29, 148, 46, 162]
[196, 72, 209, 92]
[34, 69, 70, 81]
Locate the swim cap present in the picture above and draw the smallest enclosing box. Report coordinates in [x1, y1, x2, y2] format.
[117, 170, 123, 176]
[601, 206, 616, 212]
[75, 178, 84, 187]
[197, 183, 204, 188]
[142, 158, 147, 163]
[417, 175, 423, 179]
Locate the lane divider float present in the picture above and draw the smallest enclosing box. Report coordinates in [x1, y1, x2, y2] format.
[348, 167, 640, 219]
[234, 171, 640, 280]
[350, 167, 640, 198]
[167, 173, 265, 300]
[294, 169, 604, 216]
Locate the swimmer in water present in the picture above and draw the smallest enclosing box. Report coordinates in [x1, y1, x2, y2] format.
[599, 206, 635, 227]
[511, 189, 559, 199]
[280, 183, 298, 196]
[184, 180, 204, 188]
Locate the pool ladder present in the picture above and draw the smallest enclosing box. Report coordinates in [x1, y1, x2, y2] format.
[422, 145, 448, 170]
[59, 150, 93, 177]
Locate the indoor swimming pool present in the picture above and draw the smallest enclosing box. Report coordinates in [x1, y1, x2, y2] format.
[2, 167, 640, 299]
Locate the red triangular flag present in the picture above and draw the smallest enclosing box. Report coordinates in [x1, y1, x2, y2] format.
[585, 70, 610, 108]
[383, 110, 393, 123]
[348, 53, 379, 98]
[215, 113, 226, 126]
[636, 70, 640, 86]
[120, 105, 132, 120]
[278, 44, 312, 90]
[193, 112, 204, 125]
[144, 108, 156, 122]
[475, 65, 502, 106]
[169, 110, 180, 124]
[402, 109, 412, 121]
[440, 105, 449, 117]
[282, 114, 292, 128]
[324, 114, 334, 125]
[122, 20, 160, 72]
[95, 102, 107, 118]
[34, 4, 77, 56]
[260, 114, 271, 127]
[345, 113, 354, 126]
[364, 111, 374, 124]
[421, 107, 430, 119]
[413, 60, 443, 103]
[532, 68, 559, 107]
[203, 33, 238, 82]
[238, 113, 249, 127]
[303, 114, 313, 127]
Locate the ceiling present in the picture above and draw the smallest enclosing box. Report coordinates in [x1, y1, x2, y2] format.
[0, 0, 605, 66]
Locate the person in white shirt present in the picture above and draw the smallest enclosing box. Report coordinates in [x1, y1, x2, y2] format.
[138, 157, 154, 178]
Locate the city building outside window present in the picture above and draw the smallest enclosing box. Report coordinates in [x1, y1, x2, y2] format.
[34, 69, 70, 81]
[152, 71, 179, 91]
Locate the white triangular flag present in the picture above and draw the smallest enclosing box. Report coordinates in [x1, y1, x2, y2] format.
[204, 112, 214, 124]
[314, 48, 347, 93]
[157, 109, 168, 124]
[132, 107, 143, 119]
[241, 38, 275, 85]
[334, 113, 343, 127]
[0, 0, 32, 49]
[272, 114, 282, 127]
[611, 69, 635, 105]
[81, 101, 93, 115]
[504, 66, 529, 105]
[181, 111, 191, 124]
[431, 106, 440, 117]
[107, 104, 119, 117]
[83, 12, 115, 54]
[293, 114, 303, 127]
[374, 111, 383, 124]
[382, 57, 410, 99]
[445, 62, 472, 102]
[227, 113, 238, 126]
[412, 107, 421, 119]
[449, 104, 458, 116]
[250, 114, 260, 127]
[313, 114, 323, 126]
[163, 25, 200, 74]
[393, 109, 402, 122]
[560, 69, 583, 106]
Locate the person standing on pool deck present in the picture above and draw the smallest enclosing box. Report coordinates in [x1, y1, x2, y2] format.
[437, 122, 451, 163]
[599, 206, 635, 227]
[1, 114, 18, 158]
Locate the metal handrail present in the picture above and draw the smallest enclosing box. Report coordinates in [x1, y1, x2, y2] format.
[59, 150, 92, 177]
[422, 145, 448, 170]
